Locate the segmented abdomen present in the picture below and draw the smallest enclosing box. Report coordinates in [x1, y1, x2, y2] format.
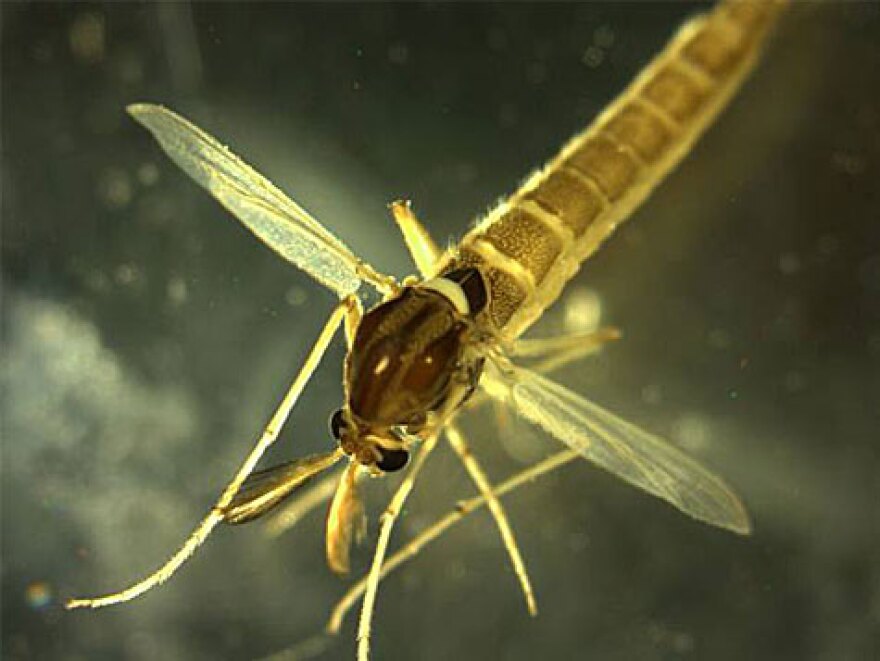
[438, 0, 788, 342]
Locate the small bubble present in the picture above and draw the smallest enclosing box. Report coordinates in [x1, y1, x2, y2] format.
[672, 632, 695, 654]
[831, 150, 866, 176]
[582, 45, 605, 68]
[97, 167, 133, 209]
[25, 582, 53, 610]
[69, 12, 105, 63]
[673, 413, 711, 451]
[167, 276, 188, 306]
[85, 269, 110, 292]
[564, 287, 601, 333]
[137, 163, 159, 187]
[641, 383, 663, 406]
[285, 286, 308, 307]
[593, 25, 616, 49]
[778, 252, 801, 276]
[114, 263, 139, 286]
[707, 328, 731, 350]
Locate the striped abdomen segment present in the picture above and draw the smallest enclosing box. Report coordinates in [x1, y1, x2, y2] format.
[438, 0, 788, 341]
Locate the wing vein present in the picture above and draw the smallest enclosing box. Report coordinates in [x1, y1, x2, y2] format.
[486, 363, 750, 534]
[127, 103, 393, 297]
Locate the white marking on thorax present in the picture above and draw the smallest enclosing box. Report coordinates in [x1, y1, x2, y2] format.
[421, 277, 470, 315]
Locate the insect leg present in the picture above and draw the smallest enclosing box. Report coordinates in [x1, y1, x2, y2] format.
[446, 422, 537, 616]
[65, 297, 353, 610]
[509, 326, 621, 366]
[460, 327, 620, 416]
[326, 449, 580, 635]
[322, 329, 617, 639]
[324, 323, 621, 632]
[356, 431, 442, 661]
[259, 295, 364, 541]
[390, 199, 442, 278]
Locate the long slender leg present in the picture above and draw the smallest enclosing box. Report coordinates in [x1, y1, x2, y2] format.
[510, 326, 621, 362]
[261, 299, 362, 543]
[66, 297, 354, 609]
[328, 449, 579, 634]
[390, 199, 442, 279]
[326, 329, 621, 632]
[356, 431, 442, 661]
[445, 423, 537, 616]
[268, 328, 617, 650]
[266, 328, 619, 567]
[463, 327, 621, 414]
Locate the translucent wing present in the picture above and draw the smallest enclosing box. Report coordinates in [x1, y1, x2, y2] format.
[223, 451, 342, 525]
[485, 364, 751, 534]
[127, 103, 390, 298]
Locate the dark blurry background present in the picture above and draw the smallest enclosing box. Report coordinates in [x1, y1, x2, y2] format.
[2, 2, 878, 660]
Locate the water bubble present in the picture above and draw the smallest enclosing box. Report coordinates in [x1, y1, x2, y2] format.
[69, 12, 105, 64]
[564, 287, 601, 333]
[97, 168, 133, 210]
[25, 582, 53, 610]
[778, 252, 801, 276]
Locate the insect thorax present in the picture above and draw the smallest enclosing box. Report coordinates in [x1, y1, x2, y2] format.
[345, 283, 483, 435]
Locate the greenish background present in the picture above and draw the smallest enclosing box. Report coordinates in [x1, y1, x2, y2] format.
[3, 2, 878, 660]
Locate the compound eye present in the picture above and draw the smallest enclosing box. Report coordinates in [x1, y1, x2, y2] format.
[376, 447, 409, 473]
[329, 409, 347, 440]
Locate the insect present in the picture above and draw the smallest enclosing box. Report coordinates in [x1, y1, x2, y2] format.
[66, 1, 788, 659]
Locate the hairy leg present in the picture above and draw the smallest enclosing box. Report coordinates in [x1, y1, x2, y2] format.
[390, 199, 442, 279]
[66, 297, 354, 609]
[446, 423, 537, 615]
[356, 431, 441, 661]
[327, 448, 580, 634]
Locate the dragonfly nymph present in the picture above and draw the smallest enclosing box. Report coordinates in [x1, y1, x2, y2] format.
[67, 1, 789, 659]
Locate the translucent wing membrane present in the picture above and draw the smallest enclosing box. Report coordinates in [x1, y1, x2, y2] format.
[223, 451, 343, 525]
[489, 364, 751, 534]
[127, 103, 388, 298]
